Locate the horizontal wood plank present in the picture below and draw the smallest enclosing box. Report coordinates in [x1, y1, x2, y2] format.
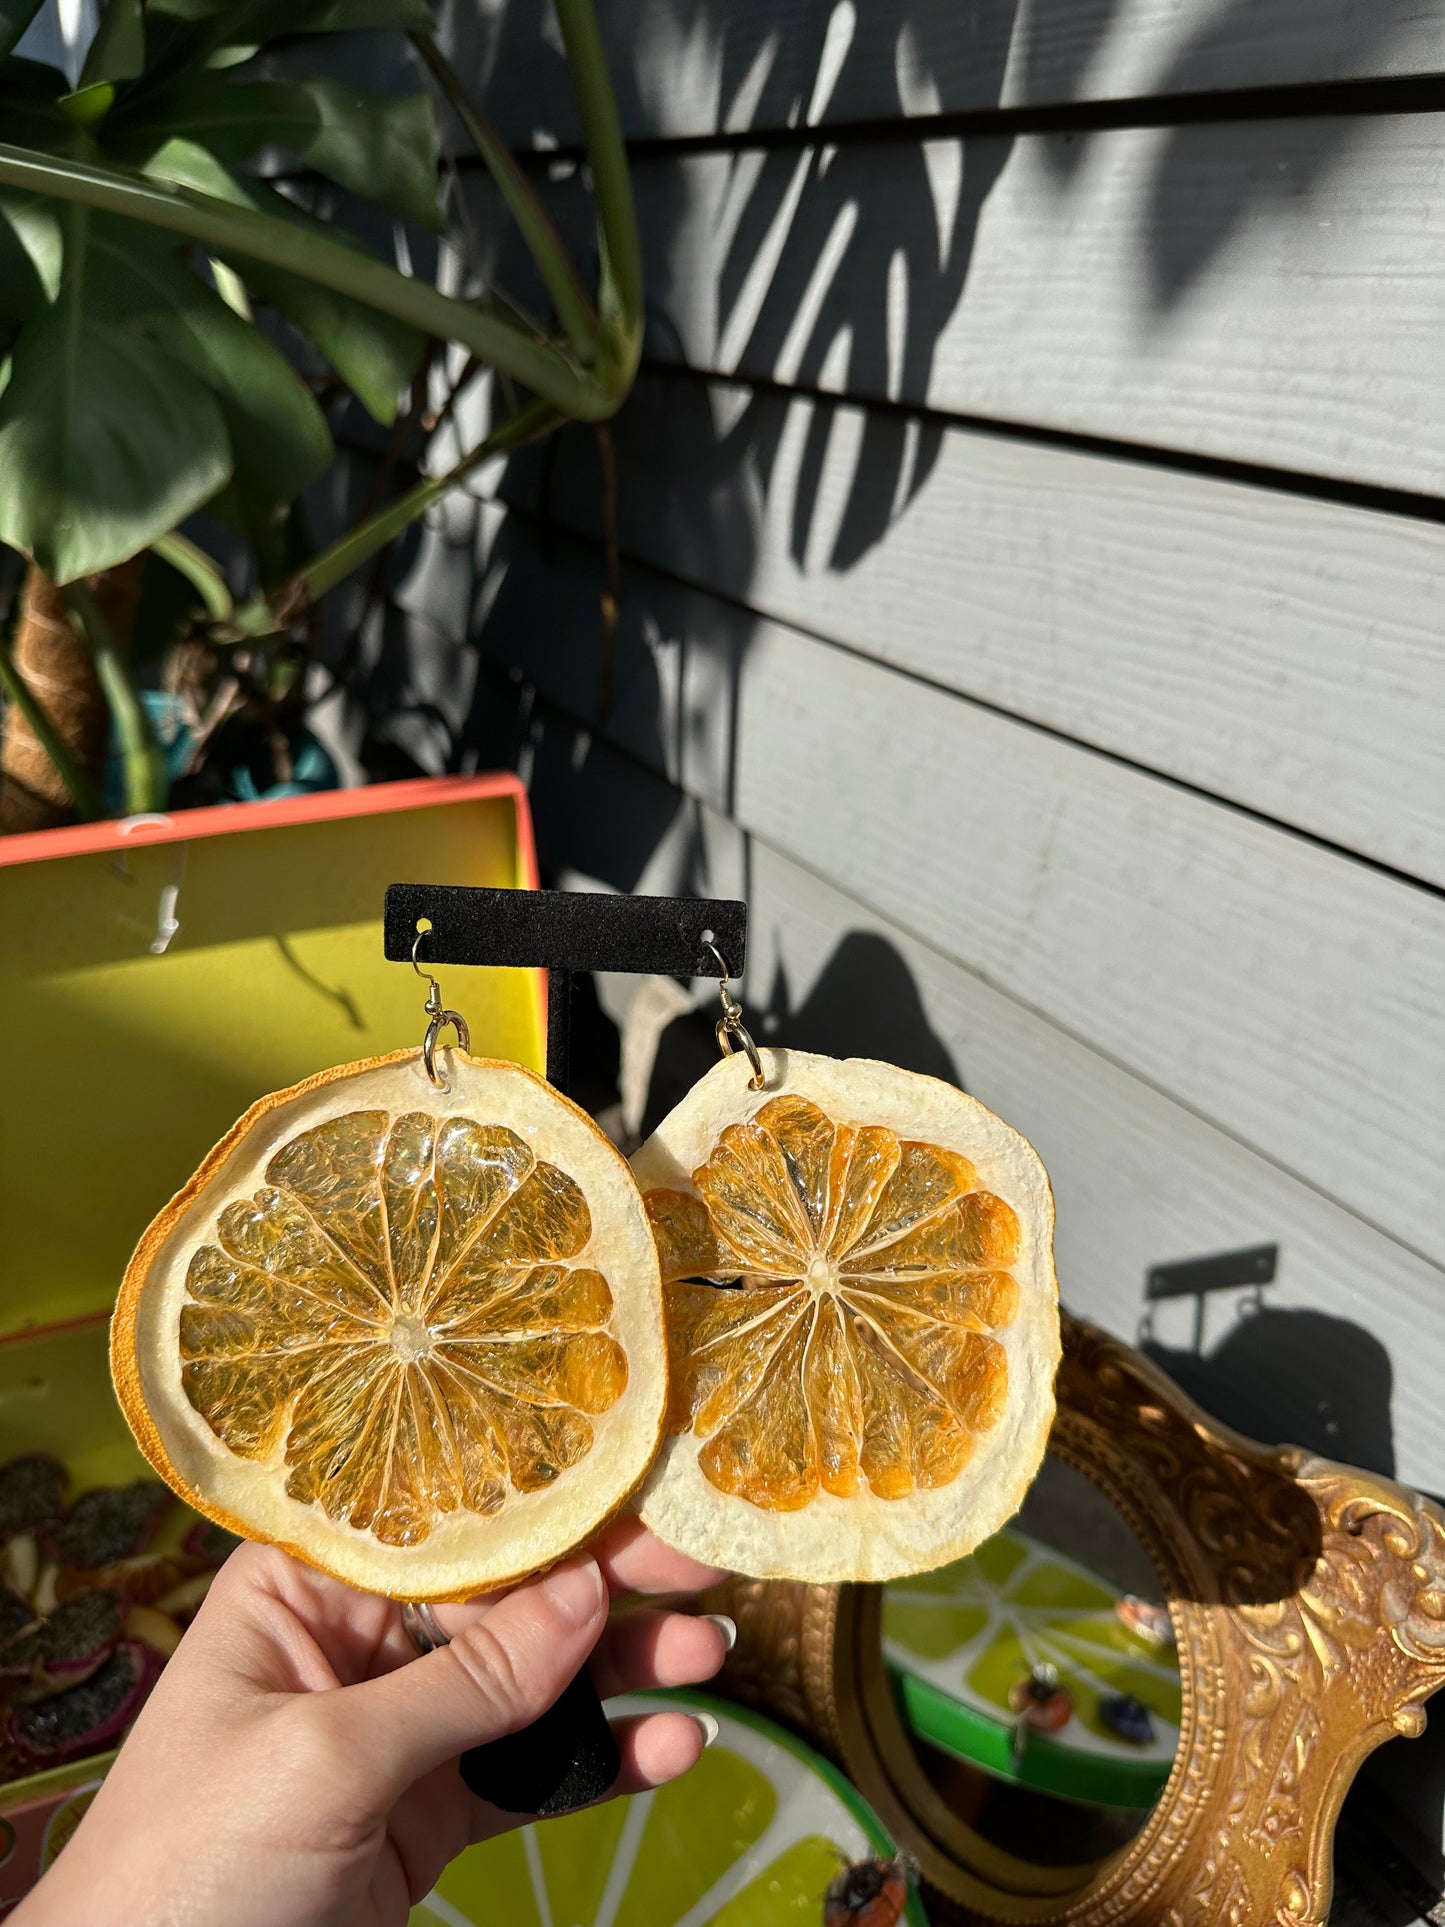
[493, 370, 1445, 884]
[496, 702, 1445, 1496]
[441, 1, 1445, 145]
[399, 497, 1445, 1264]
[537, 120, 1445, 497]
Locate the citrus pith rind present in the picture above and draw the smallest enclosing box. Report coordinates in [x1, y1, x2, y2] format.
[113, 1051, 666, 1600]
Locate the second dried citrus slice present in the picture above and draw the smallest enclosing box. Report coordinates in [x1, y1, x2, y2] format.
[113, 1052, 666, 1600]
[633, 1050, 1059, 1582]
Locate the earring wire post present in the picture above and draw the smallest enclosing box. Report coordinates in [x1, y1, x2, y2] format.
[705, 940, 765, 1089]
[411, 927, 471, 1086]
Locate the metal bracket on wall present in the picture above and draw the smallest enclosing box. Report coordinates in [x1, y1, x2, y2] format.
[1142, 1242, 1278, 1353]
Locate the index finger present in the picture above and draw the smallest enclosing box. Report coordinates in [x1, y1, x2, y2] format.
[591, 1514, 729, 1598]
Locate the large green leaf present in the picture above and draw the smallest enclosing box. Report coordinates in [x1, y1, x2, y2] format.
[0, 225, 47, 347]
[0, 0, 44, 62]
[154, 299, 333, 501]
[0, 258, 232, 579]
[114, 74, 441, 228]
[87, 220, 333, 501]
[143, 0, 431, 71]
[143, 138, 423, 421]
[80, 0, 146, 85]
[0, 188, 61, 343]
[147, 0, 431, 34]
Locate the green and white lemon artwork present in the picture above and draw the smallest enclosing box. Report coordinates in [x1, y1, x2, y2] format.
[409, 1691, 927, 1927]
[884, 1527, 1181, 1809]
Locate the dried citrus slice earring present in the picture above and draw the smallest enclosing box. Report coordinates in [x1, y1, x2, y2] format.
[112, 932, 666, 1601]
[632, 949, 1060, 1583]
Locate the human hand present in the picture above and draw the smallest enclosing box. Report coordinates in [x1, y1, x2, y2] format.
[15, 1519, 730, 1927]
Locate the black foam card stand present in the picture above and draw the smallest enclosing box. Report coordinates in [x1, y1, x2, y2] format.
[383, 884, 748, 1818]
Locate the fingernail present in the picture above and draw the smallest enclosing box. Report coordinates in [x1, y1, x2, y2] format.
[542, 1557, 604, 1626]
[692, 1712, 719, 1749]
[702, 1613, 737, 1652]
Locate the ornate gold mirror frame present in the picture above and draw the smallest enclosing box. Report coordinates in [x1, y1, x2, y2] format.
[710, 1312, 1445, 1924]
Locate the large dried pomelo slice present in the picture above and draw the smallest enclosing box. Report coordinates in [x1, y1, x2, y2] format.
[632, 1051, 1059, 1582]
[113, 1052, 666, 1600]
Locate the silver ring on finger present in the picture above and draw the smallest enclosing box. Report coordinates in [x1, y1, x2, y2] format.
[402, 1601, 451, 1654]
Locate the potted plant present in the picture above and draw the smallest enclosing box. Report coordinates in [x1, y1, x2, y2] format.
[0, 0, 639, 829]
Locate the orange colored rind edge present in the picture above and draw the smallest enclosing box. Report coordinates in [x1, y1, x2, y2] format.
[110, 1049, 667, 1602]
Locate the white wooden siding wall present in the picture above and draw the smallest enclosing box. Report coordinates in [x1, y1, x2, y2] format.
[440, 0, 1445, 130]
[395, 496, 1445, 1493]
[396, 7, 1445, 1490]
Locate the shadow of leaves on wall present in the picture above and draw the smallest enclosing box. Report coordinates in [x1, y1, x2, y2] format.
[1142, 0, 1429, 306]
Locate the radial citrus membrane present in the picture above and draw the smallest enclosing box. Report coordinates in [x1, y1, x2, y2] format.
[632, 1051, 1059, 1582]
[113, 1052, 666, 1599]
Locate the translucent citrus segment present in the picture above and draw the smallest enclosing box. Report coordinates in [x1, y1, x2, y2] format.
[114, 1052, 666, 1600]
[633, 1052, 1059, 1584]
[649, 1095, 1017, 1508]
[176, 1110, 626, 1547]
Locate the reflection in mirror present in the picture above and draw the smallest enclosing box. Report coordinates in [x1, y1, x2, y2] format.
[881, 1458, 1179, 1889]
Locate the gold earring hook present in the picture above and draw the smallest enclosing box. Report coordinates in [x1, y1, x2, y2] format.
[705, 939, 764, 1090]
[411, 926, 471, 1088]
[411, 927, 445, 1015]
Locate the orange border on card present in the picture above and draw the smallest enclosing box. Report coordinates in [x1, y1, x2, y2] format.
[0, 772, 539, 884]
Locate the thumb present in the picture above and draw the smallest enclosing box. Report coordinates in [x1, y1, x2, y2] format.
[323, 1555, 608, 1795]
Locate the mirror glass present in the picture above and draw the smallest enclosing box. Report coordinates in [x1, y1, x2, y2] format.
[880, 1456, 1180, 1890]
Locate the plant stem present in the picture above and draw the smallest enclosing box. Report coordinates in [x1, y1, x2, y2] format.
[62, 583, 168, 816]
[410, 31, 598, 364]
[280, 398, 561, 608]
[151, 532, 233, 622]
[555, 0, 644, 390]
[351, 344, 438, 532]
[0, 638, 103, 821]
[0, 142, 623, 421]
[0, 0, 642, 644]
[272, 0, 640, 607]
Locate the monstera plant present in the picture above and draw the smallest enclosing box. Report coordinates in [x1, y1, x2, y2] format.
[0, 0, 638, 827]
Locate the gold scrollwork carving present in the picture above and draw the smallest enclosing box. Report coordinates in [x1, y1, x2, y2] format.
[705, 1313, 1445, 1925]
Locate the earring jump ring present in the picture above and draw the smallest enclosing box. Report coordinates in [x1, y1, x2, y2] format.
[716, 1015, 766, 1091]
[424, 1007, 471, 1088]
[411, 924, 469, 1086]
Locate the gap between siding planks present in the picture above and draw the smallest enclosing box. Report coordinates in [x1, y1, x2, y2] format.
[438, 0, 1445, 147]
[480, 369, 1445, 887]
[501, 700, 1445, 1500]
[399, 498, 1445, 1269]
[499, 117, 1445, 499]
